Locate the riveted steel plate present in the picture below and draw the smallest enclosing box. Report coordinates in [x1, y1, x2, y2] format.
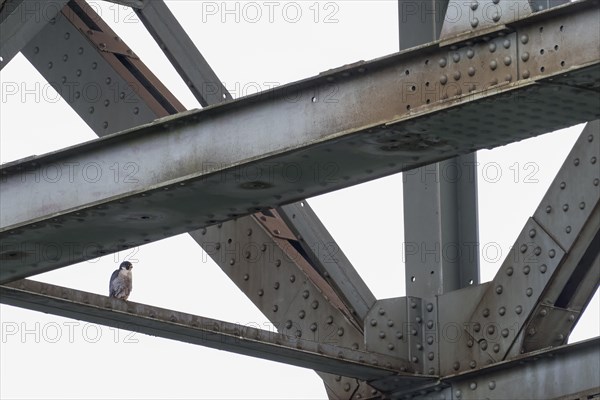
[439, 0, 532, 43]
[365, 298, 411, 364]
[468, 218, 565, 363]
[517, 6, 600, 83]
[21, 11, 160, 136]
[533, 121, 600, 252]
[436, 282, 491, 375]
[2, 1, 599, 282]
[521, 305, 580, 352]
[192, 217, 363, 347]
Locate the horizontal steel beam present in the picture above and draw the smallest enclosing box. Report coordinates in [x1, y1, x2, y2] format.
[441, 337, 600, 400]
[0, 279, 427, 383]
[1, 0, 599, 283]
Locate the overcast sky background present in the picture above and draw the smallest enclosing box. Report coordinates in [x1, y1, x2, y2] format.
[1, 1, 598, 399]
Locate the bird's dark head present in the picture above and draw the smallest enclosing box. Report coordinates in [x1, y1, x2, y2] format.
[120, 261, 133, 271]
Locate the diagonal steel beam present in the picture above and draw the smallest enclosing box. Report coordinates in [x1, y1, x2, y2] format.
[134, 1, 232, 106]
[0, 279, 424, 382]
[1, 0, 599, 284]
[17, 4, 378, 395]
[0, 0, 68, 69]
[432, 123, 600, 375]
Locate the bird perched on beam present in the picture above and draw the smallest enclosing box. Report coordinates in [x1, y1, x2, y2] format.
[109, 261, 133, 300]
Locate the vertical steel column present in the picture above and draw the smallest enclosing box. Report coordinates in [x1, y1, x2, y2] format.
[399, 0, 480, 297]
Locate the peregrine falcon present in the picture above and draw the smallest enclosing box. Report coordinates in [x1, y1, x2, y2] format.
[109, 261, 133, 300]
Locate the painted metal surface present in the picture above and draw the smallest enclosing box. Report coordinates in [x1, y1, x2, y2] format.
[1, 1, 599, 283]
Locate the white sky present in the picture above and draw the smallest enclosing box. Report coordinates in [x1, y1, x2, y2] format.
[0, 1, 598, 399]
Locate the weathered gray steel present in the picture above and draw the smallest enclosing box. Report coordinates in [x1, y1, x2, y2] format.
[0, 279, 423, 382]
[1, 1, 598, 284]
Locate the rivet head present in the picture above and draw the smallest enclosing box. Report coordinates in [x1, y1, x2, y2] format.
[335, 375, 342, 382]
[311, 300, 319, 309]
[428, 352, 435, 360]
[273, 282, 280, 290]
[470, 382, 477, 390]
[453, 361, 460, 370]
[388, 343, 395, 351]
[534, 247, 542, 256]
[471, 18, 479, 28]
[396, 331, 403, 339]
[285, 320, 293, 329]
[416, 316, 422, 324]
[480, 340, 488, 350]
[326, 316, 334, 325]
[545, 205, 552, 213]
[529, 229, 536, 238]
[523, 265, 530, 275]
[310, 323, 317, 332]
[378, 307, 385, 315]
[558, 333, 565, 341]
[504, 56, 512, 66]
[469, 360, 477, 369]
[470, 1, 478, 10]
[289, 274, 296, 282]
[496, 285, 503, 294]
[499, 307, 506, 316]
[594, 179, 599, 186]
[489, 381, 496, 390]
[454, 71, 461, 80]
[487, 326, 495, 335]
[427, 335, 434, 345]
[493, 344, 500, 353]
[540, 264, 547, 273]
[474, 322, 481, 332]
[516, 305, 523, 314]
[412, 356, 419, 363]
[549, 249, 556, 258]
[426, 303, 434, 312]
[344, 383, 351, 392]
[410, 300, 417, 309]
[540, 308, 548, 317]
[489, 42, 497, 52]
[483, 308, 490, 317]
[411, 328, 418, 336]
[579, 202, 586, 210]
[503, 39, 511, 49]
[467, 339, 474, 348]
[506, 266, 514, 276]
[521, 34, 529, 44]
[467, 49, 475, 59]
[273, 305, 278, 312]
[298, 310, 305, 319]
[417, 343, 424, 350]
[387, 319, 394, 327]
[492, 12, 500, 22]
[468, 66, 476, 76]
[258, 289, 264, 296]
[520, 244, 528, 253]
[427, 320, 434, 329]
[302, 290, 309, 299]
[560, 181, 566, 189]
[379, 331, 386, 339]
[243, 274, 249, 281]
[370, 319, 377, 327]
[453, 52, 461, 63]
[521, 52, 530, 62]
[439, 58, 447, 68]
[568, 314, 575, 322]
[574, 158, 580, 166]
[563, 204, 569, 212]
[440, 74, 448, 85]
[337, 328, 344, 336]
[490, 60, 498, 70]
[456, 389, 462, 398]
[501, 328, 509, 337]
